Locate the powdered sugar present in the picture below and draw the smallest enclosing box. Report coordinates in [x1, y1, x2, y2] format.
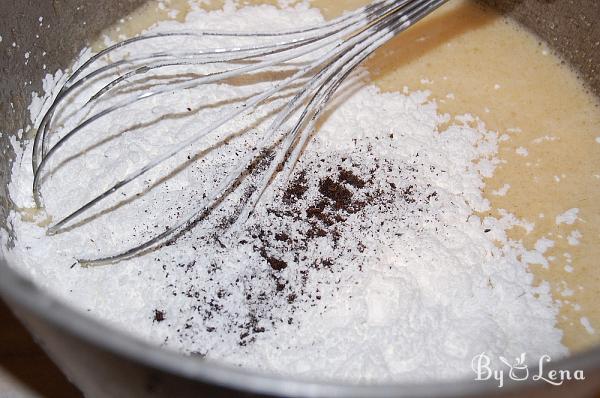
[556, 208, 579, 225]
[2, 1, 567, 383]
[581, 317, 596, 335]
[567, 230, 582, 246]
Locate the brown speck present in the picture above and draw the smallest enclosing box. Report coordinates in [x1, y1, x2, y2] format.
[319, 177, 353, 208]
[153, 309, 166, 323]
[338, 169, 365, 188]
[265, 256, 287, 271]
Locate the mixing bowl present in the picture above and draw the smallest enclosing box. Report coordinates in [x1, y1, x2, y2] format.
[1, 0, 599, 396]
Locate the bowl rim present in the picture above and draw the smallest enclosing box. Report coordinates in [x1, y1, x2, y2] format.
[1, 257, 599, 397]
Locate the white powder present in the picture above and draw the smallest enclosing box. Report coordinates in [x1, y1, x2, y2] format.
[580, 317, 596, 335]
[532, 135, 558, 144]
[567, 230, 582, 246]
[492, 183, 510, 196]
[564, 265, 574, 273]
[1, 1, 567, 383]
[556, 208, 579, 225]
[522, 250, 550, 268]
[534, 237, 554, 254]
[515, 146, 528, 157]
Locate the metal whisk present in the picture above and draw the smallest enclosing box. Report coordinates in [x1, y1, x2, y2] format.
[31, 0, 447, 265]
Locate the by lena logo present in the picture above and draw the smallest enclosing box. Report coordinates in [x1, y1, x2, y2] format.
[471, 352, 585, 388]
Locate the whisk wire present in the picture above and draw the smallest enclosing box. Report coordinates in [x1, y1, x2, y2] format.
[31, 0, 400, 173]
[33, 0, 447, 265]
[37, 0, 417, 225]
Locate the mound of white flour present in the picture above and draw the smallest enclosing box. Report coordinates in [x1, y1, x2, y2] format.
[1, 1, 566, 383]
